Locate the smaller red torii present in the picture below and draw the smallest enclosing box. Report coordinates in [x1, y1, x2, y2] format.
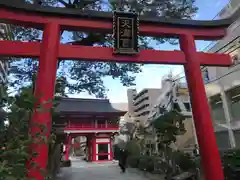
[0, 1, 236, 180]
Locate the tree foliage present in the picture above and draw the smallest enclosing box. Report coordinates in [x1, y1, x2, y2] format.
[0, 77, 68, 179]
[120, 122, 136, 140]
[153, 109, 186, 145]
[8, 0, 198, 97]
[0, 85, 34, 180]
[222, 149, 240, 180]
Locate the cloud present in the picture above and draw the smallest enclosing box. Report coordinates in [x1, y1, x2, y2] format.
[194, 13, 200, 20]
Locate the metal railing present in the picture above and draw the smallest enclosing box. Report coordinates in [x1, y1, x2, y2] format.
[65, 123, 119, 129]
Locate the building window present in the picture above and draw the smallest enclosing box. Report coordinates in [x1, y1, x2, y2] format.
[134, 97, 149, 106]
[134, 104, 149, 112]
[184, 103, 191, 112]
[202, 68, 210, 84]
[133, 89, 148, 101]
[98, 144, 108, 153]
[137, 111, 150, 117]
[173, 103, 181, 112]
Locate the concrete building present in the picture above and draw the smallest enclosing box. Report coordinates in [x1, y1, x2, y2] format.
[116, 89, 162, 148]
[144, 77, 195, 152]
[204, 0, 240, 149]
[0, 23, 11, 84]
[127, 88, 161, 125]
[123, 76, 196, 153]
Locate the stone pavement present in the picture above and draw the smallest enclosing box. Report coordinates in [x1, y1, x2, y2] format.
[57, 158, 165, 180]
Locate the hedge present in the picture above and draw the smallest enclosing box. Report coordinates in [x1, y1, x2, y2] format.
[138, 156, 154, 172]
[127, 151, 196, 174]
[127, 156, 155, 172]
[172, 151, 196, 171]
[127, 148, 240, 180]
[127, 156, 140, 168]
[222, 149, 240, 180]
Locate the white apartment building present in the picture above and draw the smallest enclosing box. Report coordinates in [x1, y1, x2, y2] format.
[145, 78, 195, 152]
[127, 88, 161, 125]
[123, 76, 196, 153]
[204, 0, 240, 149]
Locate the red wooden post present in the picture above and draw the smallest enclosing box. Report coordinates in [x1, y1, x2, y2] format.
[65, 134, 71, 160]
[109, 136, 113, 161]
[92, 136, 97, 161]
[28, 23, 60, 180]
[180, 34, 224, 180]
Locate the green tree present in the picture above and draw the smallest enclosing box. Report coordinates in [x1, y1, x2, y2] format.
[9, 0, 198, 97]
[120, 122, 136, 140]
[153, 109, 186, 146]
[0, 76, 68, 179]
[0, 85, 34, 180]
[151, 108, 186, 174]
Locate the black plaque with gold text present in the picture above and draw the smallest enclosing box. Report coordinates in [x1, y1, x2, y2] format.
[113, 11, 139, 55]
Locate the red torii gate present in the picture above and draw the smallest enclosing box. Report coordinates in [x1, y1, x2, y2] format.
[0, 1, 234, 180]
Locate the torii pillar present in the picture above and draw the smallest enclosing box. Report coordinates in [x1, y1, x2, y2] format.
[180, 34, 224, 180]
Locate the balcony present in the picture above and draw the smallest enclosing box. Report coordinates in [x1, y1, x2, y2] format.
[64, 123, 120, 133]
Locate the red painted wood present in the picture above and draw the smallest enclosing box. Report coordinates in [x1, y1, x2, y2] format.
[198, 52, 232, 66]
[0, 8, 226, 39]
[64, 128, 119, 132]
[180, 34, 224, 180]
[65, 133, 112, 137]
[92, 137, 96, 161]
[65, 134, 71, 161]
[65, 123, 119, 129]
[0, 41, 231, 66]
[59, 111, 125, 117]
[0, 41, 40, 58]
[109, 139, 113, 161]
[59, 45, 186, 64]
[27, 23, 60, 180]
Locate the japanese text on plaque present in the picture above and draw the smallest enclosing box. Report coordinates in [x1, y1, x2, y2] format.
[118, 18, 134, 49]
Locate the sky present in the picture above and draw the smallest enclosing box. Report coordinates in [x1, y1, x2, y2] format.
[68, 0, 231, 103]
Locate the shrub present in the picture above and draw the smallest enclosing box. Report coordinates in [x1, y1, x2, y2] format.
[138, 156, 154, 172]
[172, 151, 196, 171]
[125, 139, 141, 156]
[152, 157, 166, 173]
[222, 149, 240, 180]
[127, 156, 140, 168]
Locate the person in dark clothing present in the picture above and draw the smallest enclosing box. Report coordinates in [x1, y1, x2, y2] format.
[118, 149, 128, 173]
[193, 144, 199, 156]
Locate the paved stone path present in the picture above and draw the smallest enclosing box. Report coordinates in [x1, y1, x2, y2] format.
[57, 158, 164, 180]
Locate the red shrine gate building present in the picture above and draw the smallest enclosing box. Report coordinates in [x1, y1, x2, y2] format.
[55, 98, 126, 162]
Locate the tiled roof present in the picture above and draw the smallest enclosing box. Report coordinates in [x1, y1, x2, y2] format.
[55, 98, 127, 114]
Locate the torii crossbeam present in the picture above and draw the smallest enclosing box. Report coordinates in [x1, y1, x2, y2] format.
[0, 1, 234, 180]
